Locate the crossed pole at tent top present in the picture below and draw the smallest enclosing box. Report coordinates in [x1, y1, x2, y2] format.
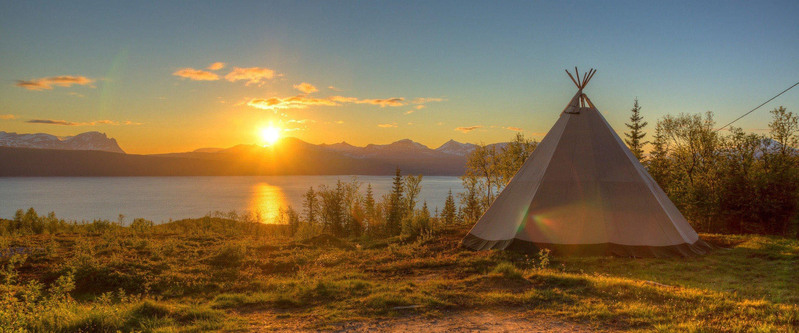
[565, 67, 596, 108]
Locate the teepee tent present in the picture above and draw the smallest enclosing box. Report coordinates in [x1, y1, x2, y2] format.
[461, 68, 711, 258]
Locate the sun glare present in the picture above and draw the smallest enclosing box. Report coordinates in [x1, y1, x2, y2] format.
[259, 126, 281, 146]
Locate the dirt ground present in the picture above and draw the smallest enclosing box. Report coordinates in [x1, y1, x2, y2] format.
[247, 310, 598, 332]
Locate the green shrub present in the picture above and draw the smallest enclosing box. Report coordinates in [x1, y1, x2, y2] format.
[492, 262, 523, 279]
[130, 218, 154, 232]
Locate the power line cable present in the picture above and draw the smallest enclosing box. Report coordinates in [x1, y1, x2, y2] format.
[716, 79, 799, 131]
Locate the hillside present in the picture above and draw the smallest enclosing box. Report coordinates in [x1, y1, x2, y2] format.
[1, 216, 796, 331]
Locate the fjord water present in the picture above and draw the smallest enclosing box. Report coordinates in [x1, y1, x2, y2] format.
[0, 176, 464, 223]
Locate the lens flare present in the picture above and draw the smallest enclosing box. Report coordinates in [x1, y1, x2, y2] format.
[259, 126, 281, 146]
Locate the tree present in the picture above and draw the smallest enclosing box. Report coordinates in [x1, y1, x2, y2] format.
[303, 187, 319, 225]
[769, 106, 799, 157]
[624, 98, 648, 161]
[442, 189, 457, 225]
[364, 183, 375, 217]
[496, 133, 537, 187]
[403, 175, 423, 215]
[459, 177, 483, 224]
[462, 144, 498, 210]
[386, 168, 404, 235]
[318, 182, 346, 237]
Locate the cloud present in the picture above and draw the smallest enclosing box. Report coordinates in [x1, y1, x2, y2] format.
[404, 110, 414, 115]
[27, 119, 80, 126]
[246, 95, 338, 111]
[412, 97, 447, 104]
[27, 119, 140, 126]
[225, 67, 276, 86]
[286, 119, 315, 124]
[16, 76, 95, 91]
[293, 82, 318, 94]
[378, 123, 397, 128]
[455, 126, 482, 133]
[504, 126, 524, 131]
[330, 96, 405, 107]
[335, 120, 344, 124]
[207, 62, 226, 70]
[328, 86, 342, 91]
[245, 94, 406, 111]
[172, 68, 219, 81]
[415, 105, 425, 110]
[0, 114, 17, 120]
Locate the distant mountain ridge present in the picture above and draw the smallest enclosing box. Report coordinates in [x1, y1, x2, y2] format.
[0, 131, 125, 154]
[0, 132, 513, 176]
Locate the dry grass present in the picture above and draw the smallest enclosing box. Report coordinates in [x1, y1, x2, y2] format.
[1, 218, 797, 332]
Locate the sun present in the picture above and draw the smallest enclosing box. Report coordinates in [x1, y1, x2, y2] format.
[259, 126, 281, 146]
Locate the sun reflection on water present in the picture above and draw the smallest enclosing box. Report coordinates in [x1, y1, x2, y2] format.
[248, 182, 289, 223]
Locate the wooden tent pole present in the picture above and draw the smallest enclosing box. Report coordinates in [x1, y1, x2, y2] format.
[565, 70, 580, 88]
[574, 67, 581, 88]
[584, 69, 596, 87]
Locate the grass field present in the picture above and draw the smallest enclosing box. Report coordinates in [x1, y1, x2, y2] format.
[2, 217, 798, 332]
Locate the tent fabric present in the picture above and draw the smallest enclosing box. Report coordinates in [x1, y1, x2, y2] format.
[461, 90, 711, 258]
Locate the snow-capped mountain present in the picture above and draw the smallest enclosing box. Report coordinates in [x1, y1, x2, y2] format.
[0, 131, 125, 153]
[435, 139, 479, 156]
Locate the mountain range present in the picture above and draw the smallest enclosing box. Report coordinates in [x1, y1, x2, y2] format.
[0, 131, 125, 154]
[0, 131, 501, 176]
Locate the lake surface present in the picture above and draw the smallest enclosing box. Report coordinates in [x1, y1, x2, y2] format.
[0, 176, 464, 223]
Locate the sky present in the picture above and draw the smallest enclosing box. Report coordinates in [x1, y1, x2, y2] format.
[1, 1, 798, 154]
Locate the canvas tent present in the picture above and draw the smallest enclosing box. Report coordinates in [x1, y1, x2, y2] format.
[461, 68, 711, 257]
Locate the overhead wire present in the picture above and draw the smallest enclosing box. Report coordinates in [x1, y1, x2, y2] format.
[716, 79, 799, 131]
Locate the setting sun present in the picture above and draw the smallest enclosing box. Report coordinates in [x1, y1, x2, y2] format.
[259, 126, 281, 146]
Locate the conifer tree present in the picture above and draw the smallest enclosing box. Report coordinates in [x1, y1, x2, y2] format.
[442, 189, 457, 225]
[386, 167, 404, 235]
[303, 187, 319, 224]
[624, 98, 648, 161]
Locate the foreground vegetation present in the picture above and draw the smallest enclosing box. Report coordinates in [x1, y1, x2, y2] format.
[1, 213, 797, 332]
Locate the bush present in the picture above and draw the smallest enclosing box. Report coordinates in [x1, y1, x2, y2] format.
[210, 243, 246, 268]
[130, 218, 154, 232]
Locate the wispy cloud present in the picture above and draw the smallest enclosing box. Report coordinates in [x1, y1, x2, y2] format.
[225, 67, 276, 86]
[455, 125, 482, 133]
[504, 126, 523, 131]
[293, 82, 318, 94]
[207, 62, 226, 70]
[328, 86, 342, 91]
[16, 76, 95, 91]
[245, 95, 406, 111]
[378, 123, 398, 128]
[27, 119, 141, 126]
[172, 68, 219, 81]
[27, 119, 80, 126]
[404, 110, 415, 115]
[330, 96, 405, 107]
[415, 105, 425, 110]
[412, 97, 446, 104]
[0, 114, 17, 120]
[286, 119, 315, 124]
[246, 95, 337, 111]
